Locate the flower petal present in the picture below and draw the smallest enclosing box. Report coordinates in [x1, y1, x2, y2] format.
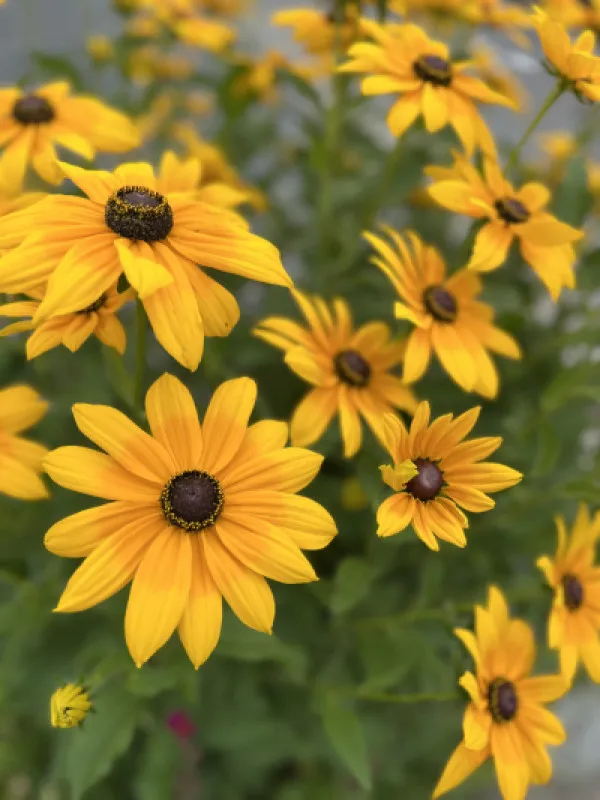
[201, 377, 257, 474]
[44, 501, 143, 557]
[178, 535, 222, 669]
[145, 373, 203, 470]
[432, 741, 489, 799]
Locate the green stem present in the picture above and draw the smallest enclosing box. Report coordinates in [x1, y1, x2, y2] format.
[343, 688, 459, 704]
[505, 81, 565, 173]
[362, 137, 403, 234]
[134, 299, 147, 415]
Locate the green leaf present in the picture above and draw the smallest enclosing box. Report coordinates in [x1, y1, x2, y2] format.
[31, 52, 84, 90]
[56, 684, 141, 799]
[552, 155, 593, 227]
[317, 691, 372, 791]
[531, 417, 560, 476]
[541, 362, 599, 412]
[134, 727, 180, 800]
[330, 557, 376, 615]
[103, 346, 135, 410]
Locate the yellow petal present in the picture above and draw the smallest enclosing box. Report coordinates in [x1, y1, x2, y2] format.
[376, 492, 415, 537]
[432, 741, 489, 798]
[178, 536, 222, 669]
[44, 501, 142, 557]
[290, 387, 337, 448]
[201, 377, 257, 475]
[0, 385, 47, 434]
[145, 373, 203, 471]
[115, 240, 173, 298]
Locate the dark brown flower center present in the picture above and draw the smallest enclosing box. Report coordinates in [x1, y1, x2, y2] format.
[487, 678, 518, 722]
[405, 458, 444, 501]
[334, 349, 371, 387]
[423, 285, 457, 323]
[77, 294, 108, 315]
[160, 470, 224, 532]
[13, 93, 55, 124]
[495, 197, 530, 224]
[413, 54, 453, 87]
[562, 573, 584, 611]
[105, 185, 174, 242]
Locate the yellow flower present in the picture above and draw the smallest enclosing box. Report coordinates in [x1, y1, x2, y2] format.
[471, 45, 529, 111]
[534, 8, 600, 102]
[427, 154, 583, 300]
[0, 159, 290, 371]
[365, 227, 521, 398]
[272, 6, 360, 60]
[537, 505, 600, 684]
[434, 587, 568, 800]
[232, 50, 290, 104]
[0, 81, 140, 191]
[377, 402, 522, 550]
[254, 291, 418, 459]
[173, 123, 266, 210]
[0, 283, 135, 359]
[87, 35, 115, 63]
[0, 385, 48, 500]
[44, 374, 336, 668]
[539, 130, 577, 163]
[142, 0, 235, 51]
[339, 21, 515, 155]
[50, 684, 92, 729]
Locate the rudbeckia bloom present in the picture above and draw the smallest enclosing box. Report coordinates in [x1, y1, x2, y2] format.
[50, 684, 92, 729]
[377, 402, 522, 550]
[253, 291, 418, 458]
[43, 375, 336, 668]
[0, 81, 140, 191]
[365, 227, 521, 398]
[338, 21, 515, 155]
[537, 504, 600, 684]
[533, 8, 600, 103]
[434, 587, 567, 800]
[0, 283, 134, 359]
[427, 154, 583, 299]
[0, 160, 290, 370]
[0, 384, 48, 500]
[140, 0, 235, 51]
[272, 6, 360, 60]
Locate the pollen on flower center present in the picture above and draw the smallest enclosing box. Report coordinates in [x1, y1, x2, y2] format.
[495, 197, 530, 225]
[405, 457, 444, 501]
[334, 349, 372, 387]
[413, 54, 453, 87]
[12, 93, 55, 124]
[423, 285, 457, 322]
[562, 573, 584, 611]
[77, 293, 108, 315]
[487, 677, 518, 722]
[105, 185, 174, 242]
[160, 470, 224, 532]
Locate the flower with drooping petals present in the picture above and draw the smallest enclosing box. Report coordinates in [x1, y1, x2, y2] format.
[0, 384, 48, 500]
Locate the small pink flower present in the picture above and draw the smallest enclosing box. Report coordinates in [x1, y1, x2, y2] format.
[167, 710, 196, 740]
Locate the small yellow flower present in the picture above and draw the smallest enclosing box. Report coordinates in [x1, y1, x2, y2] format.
[0, 283, 135, 359]
[434, 587, 568, 800]
[365, 226, 522, 398]
[539, 130, 577, 164]
[534, 8, 600, 102]
[86, 36, 115, 63]
[232, 51, 290, 104]
[43, 374, 336, 668]
[427, 153, 583, 300]
[254, 291, 418, 459]
[0, 81, 140, 191]
[0, 384, 48, 500]
[537, 505, 600, 684]
[339, 20, 515, 155]
[141, 0, 235, 51]
[272, 6, 360, 61]
[50, 684, 92, 729]
[377, 402, 522, 550]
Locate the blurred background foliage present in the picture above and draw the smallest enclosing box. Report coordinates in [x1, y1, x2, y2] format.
[0, 0, 600, 798]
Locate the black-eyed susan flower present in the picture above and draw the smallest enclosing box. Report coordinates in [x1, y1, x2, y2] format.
[43, 374, 336, 668]
[338, 21, 515, 155]
[365, 227, 521, 398]
[0, 81, 140, 191]
[0, 160, 290, 371]
[155, 149, 249, 211]
[272, 5, 360, 60]
[0, 283, 135, 359]
[0, 384, 48, 500]
[427, 154, 583, 299]
[254, 291, 418, 459]
[142, 0, 235, 51]
[434, 587, 567, 800]
[50, 684, 92, 729]
[537, 505, 600, 684]
[377, 403, 522, 550]
[533, 8, 600, 103]
[87, 35, 115, 64]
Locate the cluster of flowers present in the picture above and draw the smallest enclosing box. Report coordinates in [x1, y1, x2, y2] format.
[0, 0, 599, 798]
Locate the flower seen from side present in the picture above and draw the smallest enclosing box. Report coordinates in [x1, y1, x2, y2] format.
[0, 384, 48, 500]
[50, 684, 92, 729]
[533, 8, 600, 103]
[0, 283, 135, 359]
[537, 504, 600, 684]
[254, 291, 418, 459]
[0, 81, 140, 191]
[427, 154, 583, 299]
[434, 587, 568, 800]
[377, 402, 522, 550]
[43, 374, 337, 668]
[365, 226, 522, 398]
[339, 21, 515, 155]
[0, 159, 290, 370]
